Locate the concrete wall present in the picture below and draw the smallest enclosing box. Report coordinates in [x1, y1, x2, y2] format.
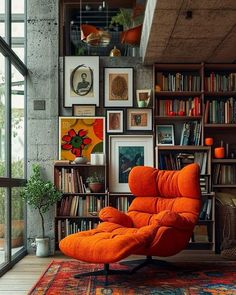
[26, 0, 59, 253]
[27, 0, 152, 254]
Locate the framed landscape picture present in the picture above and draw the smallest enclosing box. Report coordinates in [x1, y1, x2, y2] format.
[156, 124, 175, 145]
[59, 117, 105, 161]
[104, 67, 133, 107]
[109, 135, 153, 192]
[127, 108, 152, 131]
[64, 56, 99, 107]
[106, 109, 124, 133]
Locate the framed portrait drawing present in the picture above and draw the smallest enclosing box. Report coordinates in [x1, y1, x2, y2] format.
[156, 125, 175, 145]
[64, 56, 99, 107]
[104, 67, 133, 107]
[127, 108, 152, 131]
[136, 89, 152, 107]
[109, 135, 153, 192]
[106, 109, 124, 133]
[59, 117, 105, 161]
[72, 104, 96, 116]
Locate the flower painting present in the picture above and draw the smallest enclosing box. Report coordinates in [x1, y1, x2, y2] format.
[59, 117, 105, 161]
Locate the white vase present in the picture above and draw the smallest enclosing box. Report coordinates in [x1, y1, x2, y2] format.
[35, 237, 50, 257]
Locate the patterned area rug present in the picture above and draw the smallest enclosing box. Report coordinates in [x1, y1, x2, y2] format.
[28, 260, 236, 295]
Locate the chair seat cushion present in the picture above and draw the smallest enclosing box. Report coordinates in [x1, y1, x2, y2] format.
[59, 222, 158, 263]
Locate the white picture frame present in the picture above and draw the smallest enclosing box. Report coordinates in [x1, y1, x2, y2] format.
[104, 67, 133, 107]
[127, 108, 152, 131]
[106, 109, 124, 133]
[64, 56, 99, 107]
[109, 135, 154, 192]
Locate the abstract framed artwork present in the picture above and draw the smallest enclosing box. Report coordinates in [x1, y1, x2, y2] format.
[156, 124, 175, 145]
[104, 67, 133, 107]
[72, 104, 96, 117]
[109, 135, 153, 192]
[106, 109, 124, 133]
[64, 56, 99, 107]
[127, 108, 152, 131]
[59, 117, 105, 161]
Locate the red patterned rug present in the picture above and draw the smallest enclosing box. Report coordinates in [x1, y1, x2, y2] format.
[28, 260, 236, 295]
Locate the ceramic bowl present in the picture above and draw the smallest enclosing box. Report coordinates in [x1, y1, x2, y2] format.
[74, 157, 88, 164]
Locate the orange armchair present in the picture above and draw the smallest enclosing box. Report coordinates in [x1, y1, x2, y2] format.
[59, 163, 201, 282]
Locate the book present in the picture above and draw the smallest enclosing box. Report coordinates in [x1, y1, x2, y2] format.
[193, 225, 209, 242]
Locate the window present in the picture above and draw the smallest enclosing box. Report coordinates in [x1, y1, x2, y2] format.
[0, 0, 27, 276]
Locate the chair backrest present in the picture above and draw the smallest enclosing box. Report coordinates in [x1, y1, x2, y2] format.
[127, 163, 201, 228]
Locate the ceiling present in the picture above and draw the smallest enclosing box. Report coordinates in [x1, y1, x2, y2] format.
[141, 0, 236, 64]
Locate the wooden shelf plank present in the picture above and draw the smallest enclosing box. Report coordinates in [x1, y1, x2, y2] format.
[156, 145, 210, 151]
[155, 91, 201, 97]
[204, 91, 236, 97]
[154, 116, 202, 121]
[205, 124, 236, 128]
[212, 159, 236, 163]
[213, 184, 236, 188]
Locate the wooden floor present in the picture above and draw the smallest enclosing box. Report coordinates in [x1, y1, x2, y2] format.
[0, 251, 228, 295]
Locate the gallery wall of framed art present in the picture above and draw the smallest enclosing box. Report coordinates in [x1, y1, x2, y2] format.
[58, 56, 154, 194]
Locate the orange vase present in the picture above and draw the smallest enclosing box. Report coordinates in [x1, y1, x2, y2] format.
[214, 147, 225, 158]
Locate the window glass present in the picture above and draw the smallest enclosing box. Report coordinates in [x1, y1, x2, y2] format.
[0, 188, 8, 266]
[0, 1, 5, 14]
[11, 65, 24, 178]
[12, 22, 24, 38]
[0, 23, 5, 38]
[0, 52, 6, 177]
[11, 187, 25, 256]
[11, 0, 24, 14]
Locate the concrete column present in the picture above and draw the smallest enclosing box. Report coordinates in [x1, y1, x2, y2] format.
[26, 0, 59, 253]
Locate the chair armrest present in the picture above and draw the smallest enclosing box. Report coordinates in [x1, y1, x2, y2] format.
[99, 207, 133, 228]
[151, 210, 195, 231]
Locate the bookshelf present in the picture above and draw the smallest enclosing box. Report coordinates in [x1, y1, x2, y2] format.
[54, 162, 108, 248]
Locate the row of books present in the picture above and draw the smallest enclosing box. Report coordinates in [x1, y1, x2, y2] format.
[115, 197, 132, 212]
[57, 219, 100, 242]
[199, 198, 212, 220]
[200, 176, 210, 194]
[158, 152, 208, 174]
[213, 164, 236, 185]
[58, 195, 107, 217]
[157, 97, 201, 116]
[204, 72, 236, 92]
[156, 72, 201, 92]
[204, 98, 236, 124]
[57, 168, 88, 193]
[180, 121, 201, 146]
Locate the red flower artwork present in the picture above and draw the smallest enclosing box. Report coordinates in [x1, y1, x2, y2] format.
[62, 129, 92, 157]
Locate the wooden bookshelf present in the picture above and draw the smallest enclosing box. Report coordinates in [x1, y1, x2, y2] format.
[54, 162, 108, 248]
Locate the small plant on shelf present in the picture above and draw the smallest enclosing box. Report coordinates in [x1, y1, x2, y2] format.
[86, 173, 104, 193]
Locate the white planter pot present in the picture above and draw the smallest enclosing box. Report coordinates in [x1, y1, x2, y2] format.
[35, 237, 50, 257]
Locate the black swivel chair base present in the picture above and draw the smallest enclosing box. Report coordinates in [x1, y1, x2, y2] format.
[74, 256, 174, 285]
[74, 263, 131, 286]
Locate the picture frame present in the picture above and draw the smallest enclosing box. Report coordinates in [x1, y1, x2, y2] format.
[156, 124, 175, 145]
[136, 89, 152, 107]
[104, 67, 133, 107]
[59, 117, 105, 161]
[109, 135, 153, 192]
[72, 104, 96, 117]
[106, 109, 124, 133]
[64, 56, 99, 107]
[127, 108, 152, 131]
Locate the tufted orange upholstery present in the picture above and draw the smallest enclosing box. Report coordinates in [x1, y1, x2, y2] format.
[59, 163, 201, 263]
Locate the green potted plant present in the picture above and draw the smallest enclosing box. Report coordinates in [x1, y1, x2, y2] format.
[86, 173, 105, 193]
[20, 164, 62, 257]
